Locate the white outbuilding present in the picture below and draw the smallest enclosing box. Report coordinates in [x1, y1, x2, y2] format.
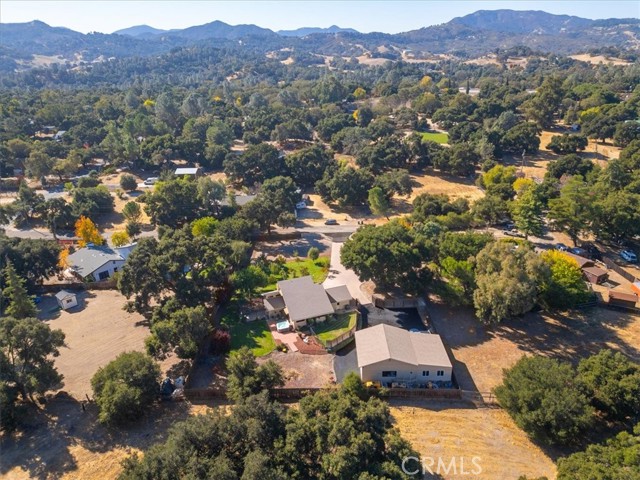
[55, 290, 78, 310]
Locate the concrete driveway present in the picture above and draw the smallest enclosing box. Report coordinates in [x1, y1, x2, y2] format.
[323, 241, 371, 306]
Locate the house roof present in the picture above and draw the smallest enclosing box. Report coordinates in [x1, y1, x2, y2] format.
[582, 266, 607, 278]
[355, 324, 452, 369]
[609, 291, 638, 303]
[325, 285, 353, 304]
[55, 290, 76, 301]
[565, 252, 593, 268]
[175, 167, 199, 175]
[67, 246, 124, 278]
[277, 276, 334, 322]
[264, 295, 286, 312]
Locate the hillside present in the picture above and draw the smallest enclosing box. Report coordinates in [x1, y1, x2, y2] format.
[0, 10, 638, 70]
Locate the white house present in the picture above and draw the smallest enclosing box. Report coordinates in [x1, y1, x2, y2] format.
[66, 246, 127, 282]
[355, 324, 453, 387]
[263, 276, 356, 329]
[175, 167, 202, 177]
[55, 290, 78, 310]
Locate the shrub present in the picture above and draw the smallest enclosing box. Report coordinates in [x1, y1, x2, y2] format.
[120, 173, 138, 192]
[308, 247, 320, 261]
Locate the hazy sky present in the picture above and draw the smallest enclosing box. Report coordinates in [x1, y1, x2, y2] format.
[2, 1, 639, 34]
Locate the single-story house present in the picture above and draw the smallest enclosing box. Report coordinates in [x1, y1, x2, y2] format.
[355, 324, 453, 386]
[55, 290, 78, 310]
[263, 276, 354, 329]
[608, 291, 638, 309]
[582, 266, 608, 284]
[66, 245, 127, 282]
[175, 167, 202, 177]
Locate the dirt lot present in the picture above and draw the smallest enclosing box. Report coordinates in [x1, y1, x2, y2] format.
[427, 299, 640, 394]
[390, 400, 557, 480]
[40, 290, 179, 399]
[257, 350, 335, 388]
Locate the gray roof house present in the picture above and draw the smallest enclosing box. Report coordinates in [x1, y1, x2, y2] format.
[67, 246, 126, 282]
[263, 276, 355, 328]
[355, 324, 453, 386]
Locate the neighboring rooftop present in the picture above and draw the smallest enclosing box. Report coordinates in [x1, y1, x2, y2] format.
[355, 324, 452, 369]
[565, 252, 593, 268]
[54, 290, 75, 301]
[67, 246, 123, 277]
[277, 276, 334, 323]
[175, 167, 200, 175]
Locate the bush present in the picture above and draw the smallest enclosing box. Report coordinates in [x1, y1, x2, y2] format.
[91, 351, 160, 425]
[308, 247, 320, 261]
[211, 328, 231, 355]
[76, 176, 101, 188]
[120, 173, 138, 192]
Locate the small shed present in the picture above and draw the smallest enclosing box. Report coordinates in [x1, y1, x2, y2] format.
[608, 291, 638, 309]
[55, 290, 78, 310]
[582, 266, 608, 284]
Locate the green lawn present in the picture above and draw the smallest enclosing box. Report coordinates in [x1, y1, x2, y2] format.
[260, 257, 330, 293]
[312, 312, 358, 344]
[420, 131, 449, 144]
[221, 302, 276, 357]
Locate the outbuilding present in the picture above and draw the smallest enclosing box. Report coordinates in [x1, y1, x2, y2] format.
[55, 290, 78, 310]
[582, 266, 608, 284]
[608, 291, 638, 309]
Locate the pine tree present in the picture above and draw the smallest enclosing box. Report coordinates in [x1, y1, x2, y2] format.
[2, 261, 37, 319]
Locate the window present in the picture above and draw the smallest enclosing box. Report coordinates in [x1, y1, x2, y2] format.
[381, 371, 397, 378]
[436, 370, 444, 377]
[422, 371, 430, 377]
[113, 267, 118, 272]
[98, 271, 110, 280]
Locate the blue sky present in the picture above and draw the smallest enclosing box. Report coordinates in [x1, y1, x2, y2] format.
[1, 1, 638, 34]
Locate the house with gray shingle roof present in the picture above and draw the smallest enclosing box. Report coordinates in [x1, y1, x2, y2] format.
[355, 324, 452, 386]
[66, 245, 130, 282]
[262, 276, 355, 329]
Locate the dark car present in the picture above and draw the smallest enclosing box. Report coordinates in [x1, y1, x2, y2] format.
[324, 219, 338, 225]
[555, 243, 569, 252]
[569, 247, 589, 257]
[581, 242, 602, 260]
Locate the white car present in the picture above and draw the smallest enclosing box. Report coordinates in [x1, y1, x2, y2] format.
[620, 250, 638, 263]
[143, 177, 159, 186]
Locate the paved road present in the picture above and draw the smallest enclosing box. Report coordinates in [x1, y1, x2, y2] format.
[322, 241, 371, 306]
[1, 225, 157, 243]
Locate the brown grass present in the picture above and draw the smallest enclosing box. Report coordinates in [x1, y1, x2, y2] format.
[569, 54, 632, 66]
[391, 401, 557, 480]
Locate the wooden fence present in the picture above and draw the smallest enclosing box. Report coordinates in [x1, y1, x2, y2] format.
[603, 257, 638, 283]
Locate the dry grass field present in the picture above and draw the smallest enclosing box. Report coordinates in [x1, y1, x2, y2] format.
[390, 400, 557, 480]
[569, 54, 632, 66]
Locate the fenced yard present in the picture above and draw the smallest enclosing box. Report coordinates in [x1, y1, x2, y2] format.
[258, 257, 330, 293]
[309, 312, 358, 349]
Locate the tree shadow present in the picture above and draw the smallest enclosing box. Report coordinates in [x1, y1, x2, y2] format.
[0, 392, 195, 479]
[254, 232, 330, 259]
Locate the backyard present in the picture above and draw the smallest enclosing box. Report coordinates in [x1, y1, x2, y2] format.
[221, 302, 276, 356]
[259, 257, 330, 292]
[310, 312, 358, 345]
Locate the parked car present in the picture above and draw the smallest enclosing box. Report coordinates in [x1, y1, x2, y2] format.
[555, 243, 569, 251]
[504, 228, 525, 238]
[295, 201, 307, 209]
[620, 250, 638, 263]
[324, 219, 338, 225]
[569, 247, 589, 257]
[143, 177, 158, 185]
[501, 222, 516, 231]
[581, 242, 602, 260]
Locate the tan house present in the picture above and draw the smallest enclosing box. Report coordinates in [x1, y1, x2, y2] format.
[355, 324, 453, 387]
[263, 276, 355, 329]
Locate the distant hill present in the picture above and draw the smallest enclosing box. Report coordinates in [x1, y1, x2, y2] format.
[170, 20, 277, 40]
[278, 25, 359, 37]
[1, 10, 638, 70]
[113, 25, 169, 37]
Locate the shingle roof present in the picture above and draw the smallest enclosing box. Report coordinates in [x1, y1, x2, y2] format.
[355, 324, 452, 369]
[264, 295, 286, 312]
[277, 276, 334, 322]
[325, 285, 353, 304]
[67, 246, 124, 277]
